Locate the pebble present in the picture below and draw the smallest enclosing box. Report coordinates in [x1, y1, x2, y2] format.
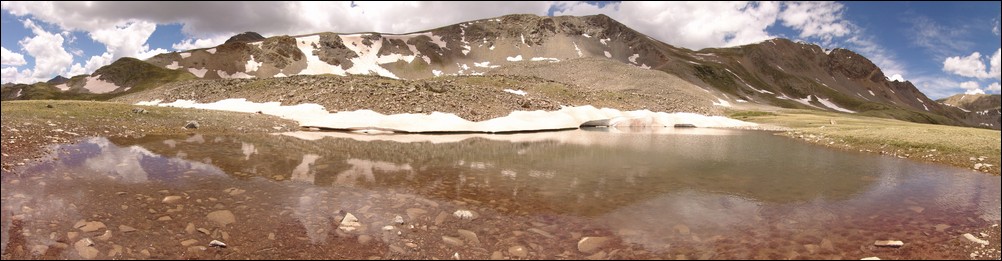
[209, 240, 227, 248]
[442, 236, 465, 247]
[407, 208, 428, 220]
[118, 225, 137, 233]
[508, 245, 529, 258]
[162, 196, 182, 204]
[358, 235, 373, 244]
[95, 230, 112, 241]
[393, 215, 405, 225]
[207, 210, 236, 227]
[578, 237, 611, 254]
[181, 239, 199, 247]
[453, 209, 476, 220]
[198, 228, 211, 235]
[490, 251, 504, 260]
[339, 213, 362, 232]
[457, 229, 481, 245]
[963, 233, 989, 246]
[528, 228, 555, 238]
[873, 240, 904, 247]
[76, 221, 106, 233]
[157, 216, 173, 221]
[185, 223, 196, 234]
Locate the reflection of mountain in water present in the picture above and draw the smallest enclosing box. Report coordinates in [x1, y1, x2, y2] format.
[104, 130, 889, 215]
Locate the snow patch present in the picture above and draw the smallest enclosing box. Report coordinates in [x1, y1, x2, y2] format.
[206, 48, 217, 54]
[520, 34, 526, 46]
[573, 42, 583, 57]
[506, 55, 523, 62]
[530, 57, 560, 62]
[628, 54, 640, 64]
[245, 55, 262, 73]
[712, 99, 731, 107]
[817, 98, 856, 113]
[504, 89, 527, 96]
[217, 70, 254, 79]
[14, 89, 21, 98]
[187, 68, 208, 78]
[165, 61, 181, 70]
[81, 76, 122, 94]
[335, 34, 398, 78]
[600, 38, 610, 45]
[604, 51, 612, 58]
[139, 100, 757, 133]
[55, 84, 70, 91]
[432, 70, 443, 77]
[474, 62, 499, 68]
[180, 52, 191, 59]
[868, 90, 876, 96]
[582, 33, 591, 38]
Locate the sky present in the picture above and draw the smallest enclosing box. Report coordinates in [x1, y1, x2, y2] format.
[1, 1, 999, 99]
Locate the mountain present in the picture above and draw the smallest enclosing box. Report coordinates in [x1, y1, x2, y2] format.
[0, 57, 195, 101]
[46, 76, 70, 85]
[8, 14, 997, 129]
[225, 32, 266, 44]
[937, 94, 1001, 129]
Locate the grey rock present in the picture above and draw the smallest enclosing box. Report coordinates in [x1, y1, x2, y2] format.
[76, 221, 106, 233]
[393, 215, 405, 225]
[339, 213, 362, 232]
[963, 233, 989, 245]
[184, 121, 200, 129]
[74, 238, 99, 259]
[162, 196, 182, 204]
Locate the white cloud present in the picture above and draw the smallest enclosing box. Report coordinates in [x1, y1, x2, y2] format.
[779, 1, 852, 45]
[67, 53, 113, 77]
[554, 2, 782, 50]
[889, 74, 905, 82]
[959, 81, 984, 95]
[89, 20, 164, 60]
[908, 16, 973, 59]
[1, 67, 33, 84]
[172, 36, 229, 51]
[1, 47, 27, 66]
[994, 16, 1000, 36]
[988, 82, 1001, 92]
[943, 49, 1001, 80]
[18, 19, 73, 81]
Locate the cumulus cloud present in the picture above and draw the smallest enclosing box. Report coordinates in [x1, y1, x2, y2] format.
[780, 1, 852, 45]
[959, 81, 985, 95]
[943, 49, 1001, 80]
[89, 20, 166, 60]
[1, 47, 27, 66]
[171, 36, 229, 51]
[888, 74, 905, 82]
[18, 19, 73, 81]
[988, 82, 1001, 92]
[553, 2, 782, 50]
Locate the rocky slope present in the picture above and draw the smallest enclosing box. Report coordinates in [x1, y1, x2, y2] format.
[136, 14, 989, 128]
[937, 94, 1001, 129]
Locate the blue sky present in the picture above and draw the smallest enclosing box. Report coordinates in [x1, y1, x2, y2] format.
[1, 1, 999, 99]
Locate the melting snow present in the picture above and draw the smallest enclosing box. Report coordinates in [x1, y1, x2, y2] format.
[628, 54, 640, 64]
[712, 99, 731, 107]
[604, 51, 612, 58]
[923, 104, 929, 111]
[336, 34, 399, 79]
[582, 33, 591, 38]
[530, 57, 560, 62]
[188, 68, 208, 78]
[245, 55, 262, 73]
[207, 48, 217, 54]
[432, 70, 443, 77]
[180, 52, 191, 59]
[776, 65, 785, 72]
[817, 98, 856, 113]
[217, 70, 254, 79]
[868, 90, 876, 96]
[165, 61, 181, 70]
[474, 61, 500, 68]
[574, 42, 583, 57]
[503, 89, 527, 96]
[55, 84, 70, 91]
[520, 34, 526, 46]
[14, 89, 21, 98]
[725, 69, 772, 94]
[81, 76, 122, 94]
[138, 100, 757, 133]
[600, 38, 610, 45]
[506, 55, 523, 62]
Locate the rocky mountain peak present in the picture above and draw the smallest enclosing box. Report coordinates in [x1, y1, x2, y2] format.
[225, 32, 266, 44]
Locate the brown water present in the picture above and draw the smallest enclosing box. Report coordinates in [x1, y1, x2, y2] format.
[1, 128, 999, 260]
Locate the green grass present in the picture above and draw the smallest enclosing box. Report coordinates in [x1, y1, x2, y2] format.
[734, 109, 1001, 175]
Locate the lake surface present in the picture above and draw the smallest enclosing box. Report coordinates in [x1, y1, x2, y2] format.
[1, 128, 999, 259]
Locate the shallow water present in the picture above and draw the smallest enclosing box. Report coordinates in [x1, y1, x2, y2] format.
[1, 128, 999, 259]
